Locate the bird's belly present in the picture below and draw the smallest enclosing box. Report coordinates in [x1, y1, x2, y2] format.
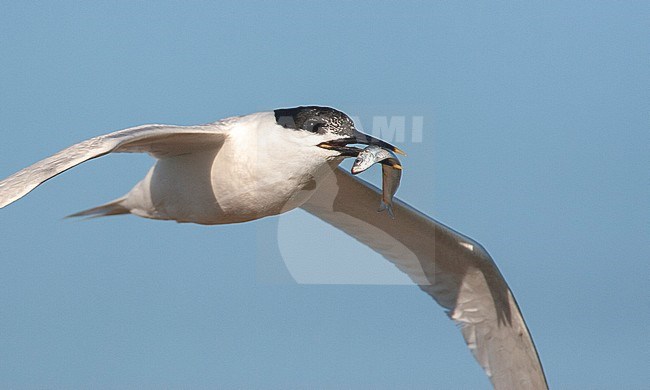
[210, 155, 331, 223]
[211, 178, 315, 223]
[129, 149, 334, 225]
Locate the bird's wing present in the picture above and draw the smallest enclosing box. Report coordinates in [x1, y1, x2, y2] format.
[0, 122, 229, 208]
[301, 167, 548, 390]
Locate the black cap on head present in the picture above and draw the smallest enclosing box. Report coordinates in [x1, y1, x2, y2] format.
[275, 106, 406, 156]
[274, 106, 355, 137]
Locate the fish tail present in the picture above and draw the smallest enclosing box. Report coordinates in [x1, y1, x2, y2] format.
[378, 200, 395, 219]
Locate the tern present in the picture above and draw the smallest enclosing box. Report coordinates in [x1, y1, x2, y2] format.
[0, 106, 547, 389]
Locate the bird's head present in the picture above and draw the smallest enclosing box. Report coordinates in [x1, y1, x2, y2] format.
[273, 106, 405, 157]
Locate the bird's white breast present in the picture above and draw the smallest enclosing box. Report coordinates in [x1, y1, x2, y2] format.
[123, 112, 340, 224]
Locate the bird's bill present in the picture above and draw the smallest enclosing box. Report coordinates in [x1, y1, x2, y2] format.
[318, 131, 406, 156]
[381, 158, 402, 170]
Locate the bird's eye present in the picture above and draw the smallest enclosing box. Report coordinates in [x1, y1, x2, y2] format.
[303, 119, 325, 133]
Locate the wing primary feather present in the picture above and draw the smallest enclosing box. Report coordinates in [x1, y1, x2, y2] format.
[0, 122, 229, 209]
[302, 167, 548, 389]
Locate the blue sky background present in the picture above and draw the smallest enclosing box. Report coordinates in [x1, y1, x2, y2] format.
[0, 1, 648, 388]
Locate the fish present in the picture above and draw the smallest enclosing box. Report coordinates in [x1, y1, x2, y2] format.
[350, 145, 402, 218]
[350, 145, 396, 174]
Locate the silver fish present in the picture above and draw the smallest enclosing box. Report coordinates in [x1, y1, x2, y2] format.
[350, 145, 395, 174]
[350, 145, 402, 218]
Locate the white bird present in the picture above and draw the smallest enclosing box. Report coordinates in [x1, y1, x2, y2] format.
[0, 106, 548, 389]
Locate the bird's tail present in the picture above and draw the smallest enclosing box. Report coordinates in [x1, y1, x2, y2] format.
[66, 196, 130, 219]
